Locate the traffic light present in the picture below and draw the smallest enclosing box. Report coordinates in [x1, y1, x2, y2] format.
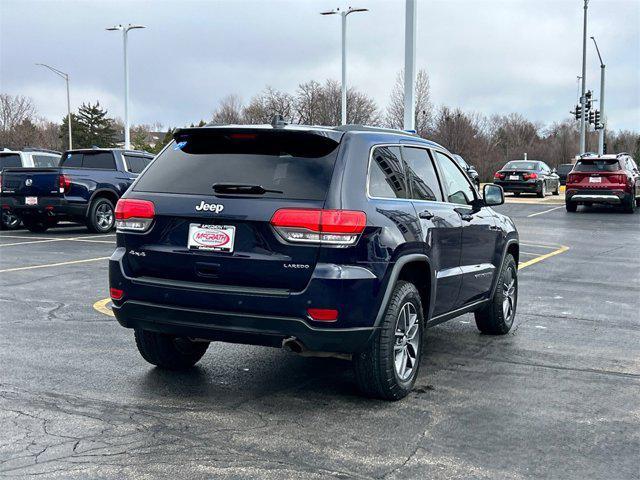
[572, 104, 582, 120]
[585, 90, 592, 110]
[594, 110, 601, 129]
[588, 110, 595, 125]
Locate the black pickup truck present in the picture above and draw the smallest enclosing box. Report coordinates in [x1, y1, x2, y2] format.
[1, 148, 153, 233]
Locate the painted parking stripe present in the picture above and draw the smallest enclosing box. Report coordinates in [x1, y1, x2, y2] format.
[0, 239, 67, 247]
[0, 256, 110, 273]
[520, 242, 563, 249]
[527, 206, 564, 218]
[0, 236, 115, 247]
[518, 245, 569, 270]
[93, 297, 115, 317]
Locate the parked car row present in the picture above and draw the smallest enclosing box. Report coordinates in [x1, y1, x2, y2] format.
[0, 148, 153, 232]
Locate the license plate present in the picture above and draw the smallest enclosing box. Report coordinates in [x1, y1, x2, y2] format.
[509, 175, 519, 181]
[25, 196, 38, 206]
[188, 224, 235, 252]
[589, 177, 602, 183]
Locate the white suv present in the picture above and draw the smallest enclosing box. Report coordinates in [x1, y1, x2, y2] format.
[0, 148, 61, 169]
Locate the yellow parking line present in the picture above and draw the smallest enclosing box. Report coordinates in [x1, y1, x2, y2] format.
[519, 245, 569, 270]
[0, 256, 110, 273]
[93, 297, 115, 317]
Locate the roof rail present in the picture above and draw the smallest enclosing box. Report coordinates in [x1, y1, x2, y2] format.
[332, 124, 419, 136]
[616, 152, 630, 157]
[22, 147, 62, 155]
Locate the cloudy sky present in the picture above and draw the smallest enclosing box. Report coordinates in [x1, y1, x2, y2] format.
[1, 0, 639, 132]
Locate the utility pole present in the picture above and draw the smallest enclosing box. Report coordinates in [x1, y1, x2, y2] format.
[579, 0, 588, 154]
[591, 36, 606, 155]
[403, 0, 417, 131]
[320, 7, 368, 125]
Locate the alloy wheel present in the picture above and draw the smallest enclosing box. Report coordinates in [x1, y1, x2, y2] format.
[96, 203, 114, 230]
[502, 266, 517, 326]
[394, 302, 420, 381]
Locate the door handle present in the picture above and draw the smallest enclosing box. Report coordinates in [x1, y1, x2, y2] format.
[489, 225, 501, 231]
[418, 209, 434, 220]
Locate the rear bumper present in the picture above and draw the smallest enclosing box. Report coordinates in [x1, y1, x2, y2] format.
[109, 247, 383, 353]
[112, 300, 374, 353]
[566, 189, 628, 204]
[494, 180, 539, 193]
[1, 196, 87, 219]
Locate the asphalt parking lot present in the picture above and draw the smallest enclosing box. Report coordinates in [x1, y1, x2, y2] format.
[0, 202, 638, 479]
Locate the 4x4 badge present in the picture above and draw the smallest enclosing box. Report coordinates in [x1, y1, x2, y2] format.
[195, 201, 224, 213]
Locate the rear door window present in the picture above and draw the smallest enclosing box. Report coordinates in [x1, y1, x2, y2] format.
[368, 146, 407, 199]
[402, 147, 442, 201]
[574, 160, 620, 172]
[0, 154, 22, 169]
[82, 152, 116, 169]
[124, 154, 150, 174]
[134, 130, 340, 200]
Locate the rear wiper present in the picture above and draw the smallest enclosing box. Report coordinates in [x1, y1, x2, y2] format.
[212, 183, 283, 195]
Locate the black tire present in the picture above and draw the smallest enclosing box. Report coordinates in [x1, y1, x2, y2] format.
[353, 281, 424, 401]
[537, 182, 546, 198]
[23, 218, 51, 233]
[1, 210, 21, 230]
[565, 201, 577, 212]
[623, 194, 636, 213]
[87, 197, 115, 233]
[134, 329, 209, 370]
[475, 254, 517, 335]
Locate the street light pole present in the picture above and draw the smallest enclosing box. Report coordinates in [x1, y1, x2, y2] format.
[321, 7, 368, 125]
[106, 24, 146, 149]
[35, 63, 73, 149]
[403, 0, 417, 131]
[591, 36, 606, 155]
[579, 0, 588, 154]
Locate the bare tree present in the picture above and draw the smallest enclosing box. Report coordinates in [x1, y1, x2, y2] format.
[385, 69, 433, 137]
[212, 94, 244, 124]
[242, 87, 295, 124]
[0, 94, 36, 133]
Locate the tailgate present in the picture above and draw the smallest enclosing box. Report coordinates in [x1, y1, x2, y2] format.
[1, 168, 61, 197]
[118, 128, 342, 293]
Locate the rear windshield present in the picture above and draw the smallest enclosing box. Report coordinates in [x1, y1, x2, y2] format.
[556, 164, 574, 174]
[0, 153, 22, 169]
[134, 129, 340, 200]
[574, 160, 620, 172]
[504, 161, 537, 170]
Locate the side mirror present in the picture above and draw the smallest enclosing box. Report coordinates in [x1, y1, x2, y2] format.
[469, 165, 476, 171]
[551, 168, 557, 174]
[483, 184, 504, 206]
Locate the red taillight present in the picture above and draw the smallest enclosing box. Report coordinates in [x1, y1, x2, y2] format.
[523, 172, 538, 180]
[270, 208, 366, 246]
[229, 133, 258, 140]
[110, 288, 124, 300]
[115, 199, 155, 232]
[494, 172, 505, 180]
[307, 308, 338, 322]
[58, 174, 71, 194]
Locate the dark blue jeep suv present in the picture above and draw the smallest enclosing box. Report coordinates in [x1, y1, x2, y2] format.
[109, 123, 519, 400]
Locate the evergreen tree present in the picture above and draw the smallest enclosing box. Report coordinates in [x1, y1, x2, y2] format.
[59, 113, 81, 150]
[60, 102, 117, 149]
